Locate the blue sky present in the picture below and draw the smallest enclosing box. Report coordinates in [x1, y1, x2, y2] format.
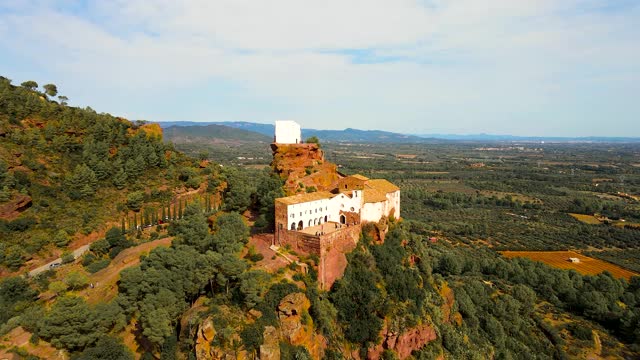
[1, 0, 638, 136]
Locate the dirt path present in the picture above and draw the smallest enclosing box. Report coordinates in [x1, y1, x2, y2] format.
[78, 237, 173, 304]
[248, 234, 293, 273]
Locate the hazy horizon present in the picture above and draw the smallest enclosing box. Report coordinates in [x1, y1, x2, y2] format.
[2, 1, 639, 137]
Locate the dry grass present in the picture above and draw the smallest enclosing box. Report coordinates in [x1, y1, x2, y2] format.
[568, 213, 603, 225]
[501, 251, 638, 280]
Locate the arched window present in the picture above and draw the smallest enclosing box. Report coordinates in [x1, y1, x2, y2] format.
[297, 221, 303, 230]
[340, 215, 346, 224]
[314, 219, 318, 226]
[308, 219, 313, 227]
[291, 223, 296, 230]
[324, 215, 328, 222]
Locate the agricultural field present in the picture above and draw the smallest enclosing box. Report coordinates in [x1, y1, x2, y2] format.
[327, 141, 640, 270]
[500, 251, 639, 280]
[568, 213, 603, 225]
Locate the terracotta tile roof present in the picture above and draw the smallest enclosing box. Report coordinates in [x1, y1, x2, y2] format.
[366, 179, 400, 193]
[363, 188, 388, 203]
[275, 191, 335, 205]
[351, 174, 370, 181]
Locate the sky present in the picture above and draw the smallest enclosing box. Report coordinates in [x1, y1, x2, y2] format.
[0, 0, 639, 137]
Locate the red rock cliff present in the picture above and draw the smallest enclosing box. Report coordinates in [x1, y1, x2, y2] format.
[270, 143, 340, 195]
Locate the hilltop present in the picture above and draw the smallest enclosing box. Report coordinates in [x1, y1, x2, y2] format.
[0, 77, 215, 273]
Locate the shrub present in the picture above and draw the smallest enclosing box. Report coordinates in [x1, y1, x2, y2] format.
[86, 259, 110, 273]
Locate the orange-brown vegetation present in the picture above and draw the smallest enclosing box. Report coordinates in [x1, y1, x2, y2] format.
[501, 251, 638, 280]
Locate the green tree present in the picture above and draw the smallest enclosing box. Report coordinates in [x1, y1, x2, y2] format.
[126, 191, 145, 211]
[21, 80, 38, 91]
[239, 270, 272, 308]
[49, 280, 69, 295]
[66, 164, 98, 199]
[305, 136, 320, 146]
[331, 251, 385, 345]
[40, 296, 99, 350]
[0, 185, 11, 202]
[54, 229, 71, 247]
[65, 270, 90, 290]
[43, 83, 58, 97]
[58, 95, 69, 106]
[75, 336, 134, 360]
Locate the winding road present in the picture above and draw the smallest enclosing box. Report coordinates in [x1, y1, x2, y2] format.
[28, 244, 91, 277]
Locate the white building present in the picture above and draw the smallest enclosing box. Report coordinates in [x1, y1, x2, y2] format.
[275, 175, 400, 232]
[275, 120, 302, 144]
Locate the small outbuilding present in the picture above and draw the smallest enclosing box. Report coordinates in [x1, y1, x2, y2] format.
[568, 257, 580, 263]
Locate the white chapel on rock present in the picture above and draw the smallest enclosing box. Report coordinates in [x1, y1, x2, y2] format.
[274, 120, 302, 144]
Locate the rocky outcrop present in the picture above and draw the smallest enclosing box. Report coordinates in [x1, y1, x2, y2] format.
[195, 317, 216, 359]
[367, 323, 437, 360]
[0, 194, 32, 220]
[270, 143, 340, 195]
[277, 293, 325, 359]
[260, 326, 280, 360]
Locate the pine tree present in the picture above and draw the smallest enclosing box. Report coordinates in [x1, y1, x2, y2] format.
[113, 168, 127, 190]
[0, 186, 10, 202]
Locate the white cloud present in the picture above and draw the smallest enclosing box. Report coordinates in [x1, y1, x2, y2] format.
[0, 0, 638, 135]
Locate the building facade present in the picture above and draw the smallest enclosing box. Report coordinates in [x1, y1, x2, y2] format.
[275, 174, 400, 233]
[275, 120, 302, 144]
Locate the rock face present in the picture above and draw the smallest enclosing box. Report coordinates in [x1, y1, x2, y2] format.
[367, 323, 438, 360]
[277, 293, 325, 359]
[260, 326, 281, 360]
[0, 194, 32, 220]
[195, 317, 216, 360]
[270, 143, 340, 195]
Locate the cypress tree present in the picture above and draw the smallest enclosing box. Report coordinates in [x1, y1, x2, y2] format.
[167, 203, 172, 221]
[133, 212, 138, 230]
[121, 217, 126, 234]
[178, 199, 183, 219]
[162, 206, 166, 221]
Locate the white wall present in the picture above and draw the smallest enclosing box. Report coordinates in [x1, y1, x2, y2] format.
[361, 201, 386, 222]
[275, 120, 301, 144]
[387, 190, 400, 219]
[329, 191, 362, 220]
[361, 190, 401, 222]
[286, 198, 331, 230]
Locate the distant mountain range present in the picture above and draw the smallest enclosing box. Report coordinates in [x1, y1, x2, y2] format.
[163, 124, 272, 143]
[157, 121, 426, 143]
[417, 133, 640, 143]
[155, 121, 640, 143]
